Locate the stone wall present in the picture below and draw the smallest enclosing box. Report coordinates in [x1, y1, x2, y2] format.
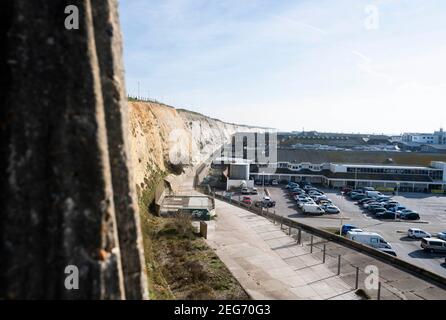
[0, 0, 147, 299]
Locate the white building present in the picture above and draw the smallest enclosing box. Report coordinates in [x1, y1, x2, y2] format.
[402, 128, 446, 145]
[250, 161, 446, 192]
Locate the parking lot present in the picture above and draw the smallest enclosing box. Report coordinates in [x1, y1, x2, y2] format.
[262, 185, 446, 277]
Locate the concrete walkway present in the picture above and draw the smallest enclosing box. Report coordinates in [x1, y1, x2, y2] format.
[173, 172, 358, 299]
[206, 199, 359, 300]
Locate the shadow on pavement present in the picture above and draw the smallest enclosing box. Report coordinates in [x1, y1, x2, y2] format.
[399, 236, 419, 242]
[408, 249, 446, 259]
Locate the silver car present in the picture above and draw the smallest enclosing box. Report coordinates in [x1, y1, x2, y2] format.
[437, 231, 446, 241]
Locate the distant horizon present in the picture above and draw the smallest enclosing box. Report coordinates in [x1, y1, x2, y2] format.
[127, 96, 442, 136]
[121, 0, 446, 135]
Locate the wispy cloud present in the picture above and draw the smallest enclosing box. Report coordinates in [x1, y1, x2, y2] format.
[120, 0, 446, 133]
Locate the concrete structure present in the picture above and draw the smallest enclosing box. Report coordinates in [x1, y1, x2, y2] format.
[251, 161, 446, 192]
[402, 128, 446, 145]
[160, 195, 215, 218]
[229, 162, 250, 180]
[0, 1, 147, 299]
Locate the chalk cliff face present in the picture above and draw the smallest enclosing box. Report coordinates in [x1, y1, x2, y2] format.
[128, 101, 262, 190]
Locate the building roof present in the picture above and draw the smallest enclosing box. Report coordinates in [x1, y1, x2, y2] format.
[338, 164, 436, 170]
[276, 148, 446, 166]
[251, 166, 434, 183]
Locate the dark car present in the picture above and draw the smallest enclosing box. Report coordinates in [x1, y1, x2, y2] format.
[357, 197, 373, 205]
[375, 211, 396, 219]
[351, 193, 367, 200]
[370, 207, 387, 215]
[400, 211, 420, 220]
[367, 204, 384, 212]
[341, 224, 358, 236]
[384, 202, 399, 209]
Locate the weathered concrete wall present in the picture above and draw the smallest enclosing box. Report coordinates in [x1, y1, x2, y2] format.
[0, 0, 147, 299]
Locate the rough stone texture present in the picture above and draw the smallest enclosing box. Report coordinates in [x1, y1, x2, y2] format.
[91, 1, 148, 300]
[0, 0, 147, 299]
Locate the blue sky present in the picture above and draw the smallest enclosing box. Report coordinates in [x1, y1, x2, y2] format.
[120, 0, 446, 134]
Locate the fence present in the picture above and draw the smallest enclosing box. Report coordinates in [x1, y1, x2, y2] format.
[198, 186, 446, 299]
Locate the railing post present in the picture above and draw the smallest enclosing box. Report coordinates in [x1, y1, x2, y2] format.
[288, 226, 291, 235]
[297, 228, 302, 244]
[377, 282, 381, 300]
[322, 244, 326, 263]
[355, 267, 359, 289]
[310, 235, 314, 253]
[337, 255, 341, 275]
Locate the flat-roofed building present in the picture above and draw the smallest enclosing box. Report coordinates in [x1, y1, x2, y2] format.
[250, 160, 446, 192]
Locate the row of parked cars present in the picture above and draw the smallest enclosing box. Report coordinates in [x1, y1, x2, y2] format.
[286, 182, 340, 215]
[342, 187, 420, 220]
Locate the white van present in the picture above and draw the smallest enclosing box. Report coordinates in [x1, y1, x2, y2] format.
[346, 231, 391, 249]
[302, 204, 325, 215]
[421, 238, 446, 253]
[365, 191, 384, 199]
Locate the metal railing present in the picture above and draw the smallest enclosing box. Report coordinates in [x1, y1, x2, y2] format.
[197, 185, 446, 299]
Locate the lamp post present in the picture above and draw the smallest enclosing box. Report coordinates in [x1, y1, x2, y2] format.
[340, 210, 344, 236]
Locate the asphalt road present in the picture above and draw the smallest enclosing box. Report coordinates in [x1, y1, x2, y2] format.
[262, 186, 446, 278]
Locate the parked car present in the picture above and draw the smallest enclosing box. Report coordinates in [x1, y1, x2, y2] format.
[365, 191, 384, 199]
[370, 207, 387, 215]
[297, 198, 315, 208]
[223, 191, 233, 199]
[437, 231, 446, 241]
[250, 187, 258, 195]
[242, 196, 252, 205]
[389, 205, 406, 213]
[262, 196, 276, 208]
[241, 187, 250, 195]
[384, 202, 400, 209]
[317, 199, 332, 205]
[313, 195, 328, 201]
[302, 204, 325, 215]
[291, 189, 305, 195]
[341, 224, 358, 236]
[421, 238, 446, 253]
[271, 179, 279, 185]
[322, 205, 340, 214]
[375, 196, 391, 202]
[408, 228, 431, 239]
[375, 211, 396, 219]
[286, 182, 299, 189]
[347, 231, 392, 249]
[357, 198, 373, 205]
[351, 193, 367, 200]
[367, 204, 384, 212]
[363, 201, 380, 209]
[399, 211, 420, 220]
